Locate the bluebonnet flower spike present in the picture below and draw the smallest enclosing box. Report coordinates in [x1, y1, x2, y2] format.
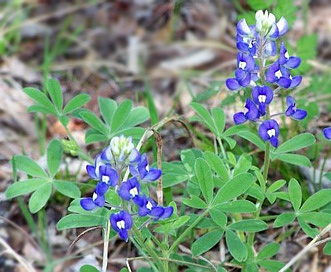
[285, 96, 307, 120]
[259, 119, 280, 148]
[323, 127, 331, 140]
[110, 211, 133, 242]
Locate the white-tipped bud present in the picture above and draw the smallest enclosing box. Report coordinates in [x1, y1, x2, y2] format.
[255, 10, 276, 33]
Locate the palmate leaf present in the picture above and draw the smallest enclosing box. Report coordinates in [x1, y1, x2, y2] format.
[28, 182, 52, 213]
[47, 139, 63, 178]
[63, 94, 90, 114]
[24, 87, 57, 115]
[14, 155, 48, 178]
[191, 229, 223, 256]
[274, 133, 315, 154]
[98, 97, 117, 126]
[195, 158, 213, 204]
[226, 229, 248, 262]
[6, 179, 46, 199]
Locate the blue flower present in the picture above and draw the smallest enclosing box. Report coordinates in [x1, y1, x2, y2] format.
[110, 210, 132, 241]
[149, 206, 174, 221]
[233, 98, 260, 125]
[226, 52, 257, 91]
[86, 154, 103, 180]
[118, 177, 140, 201]
[266, 61, 302, 89]
[130, 154, 162, 182]
[259, 119, 280, 147]
[252, 86, 274, 116]
[279, 43, 301, 69]
[323, 127, 331, 140]
[285, 96, 307, 120]
[80, 184, 106, 211]
[97, 164, 119, 193]
[133, 195, 157, 216]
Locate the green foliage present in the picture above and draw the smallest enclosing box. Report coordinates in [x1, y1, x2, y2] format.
[6, 140, 80, 213]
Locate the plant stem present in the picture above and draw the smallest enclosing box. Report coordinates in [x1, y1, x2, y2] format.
[131, 224, 165, 272]
[169, 209, 209, 253]
[102, 220, 111, 272]
[318, 147, 330, 190]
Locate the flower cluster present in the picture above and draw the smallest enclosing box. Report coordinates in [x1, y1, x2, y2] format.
[226, 10, 307, 147]
[80, 135, 174, 241]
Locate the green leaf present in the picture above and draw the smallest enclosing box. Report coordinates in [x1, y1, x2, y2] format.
[298, 212, 331, 227]
[233, 154, 252, 176]
[85, 129, 108, 144]
[211, 107, 225, 135]
[80, 111, 108, 136]
[47, 79, 63, 112]
[236, 131, 266, 151]
[257, 243, 280, 260]
[190, 102, 216, 134]
[216, 200, 257, 213]
[323, 241, 331, 255]
[213, 173, 255, 205]
[267, 179, 286, 193]
[300, 189, 331, 212]
[195, 158, 213, 203]
[53, 180, 81, 199]
[298, 217, 319, 238]
[98, 97, 117, 127]
[258, 260, 286, 272]
[181, 149, 203, 174]
[273, 212, 296, 228]
[28, 182, 52, 213]
[14, 155, 48, 178]
[23, 87, 57, 115]
[63, 94, 90, 114]
[275, 133, 315, 154]
[47, 139, 63, 178]
[27, 105, 56, 114]
[228, 219, 268, 232]
[162, 162, 188, 188]
[210, 208, 227, 228]
[288, 178, 302, 211]
[204, 151, 229, 182]
[172, 216, 190, 229]
[274, 153, 311, 167]
[111, 100, 132, 132]
[79, 264, 100, 272]
[6, 179, 46, 199]
[57, 213, 109, 230]
[225, 230, 248, 262]
[182, 195, 207, 209]
[191, 229, 223, 256]
[122, 107, 149, 128]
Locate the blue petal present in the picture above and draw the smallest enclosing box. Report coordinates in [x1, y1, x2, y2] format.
[278, 77, 291, 88]
[270, 136, 279, 148]
[237, 19, 251, 36]
[159, 206, 174, 220]
[277, 17, 288, 36]
[144, 168, 162, 182]
[323, 127, 331, 140]
[122, 211, 133, 229]
[86, 165, 97, 179]
[80, 198, 97, 211]
[226, 78, 241, 91]
[258, 122, 269, 141]
[291, 109, 307, 120]
[285, 105, 296, 117]
[118, 182, 131, 200]
[285, 57, 301, 69]
[233, 112, 246, 125]
[268, 24, 279, 39]
[150, 207, 165, 219]
[286, 96, 295, 107]
[289, 76, 302, 88]
[110, 213, 121, 232]
[96, 182, 109, 195]
[129, 149, 140, 163]
[94, 194, 105, 207]
[119, 229, 129, 241]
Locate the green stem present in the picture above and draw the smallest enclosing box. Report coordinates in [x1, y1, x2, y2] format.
[132, 224, 165, 272]
[318, 147, 331, 190]
[169, 209, 209, 253]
